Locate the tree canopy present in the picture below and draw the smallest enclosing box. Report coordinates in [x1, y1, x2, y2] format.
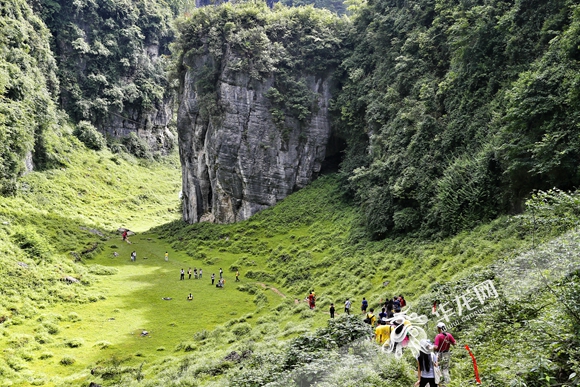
[335, 0, 580, 237]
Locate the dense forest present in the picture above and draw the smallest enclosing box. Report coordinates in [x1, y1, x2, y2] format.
[336, 0, 580, 237]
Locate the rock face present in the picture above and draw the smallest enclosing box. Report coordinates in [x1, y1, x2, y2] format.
[178, 68, 333, 224]
[97, 44, 175, 154]
[100, 96, 175, 155]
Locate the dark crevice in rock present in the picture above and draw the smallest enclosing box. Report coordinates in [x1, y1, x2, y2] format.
[320, 134, 346, 175]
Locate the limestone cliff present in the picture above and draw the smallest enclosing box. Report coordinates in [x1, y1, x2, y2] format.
[178, 70, 332, 223]
[36, 0, 175, 154]
[175, 3, 349, 223]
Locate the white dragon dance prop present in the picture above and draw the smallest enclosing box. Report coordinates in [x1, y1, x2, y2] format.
[381, 309, 430, 358]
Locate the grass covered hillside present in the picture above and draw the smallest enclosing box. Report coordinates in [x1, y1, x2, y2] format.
[0, 127, 182, 386]
[0, 127, 578, 387]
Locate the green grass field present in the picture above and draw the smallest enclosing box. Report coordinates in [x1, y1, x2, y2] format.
[0, 142, 296, 386]
[0, 134, 577, 387]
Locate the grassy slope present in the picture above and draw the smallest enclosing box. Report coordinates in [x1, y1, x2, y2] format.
[0, 140, 184, 386]
[0, 138, 289, 386]
[0, 135, 574, 386]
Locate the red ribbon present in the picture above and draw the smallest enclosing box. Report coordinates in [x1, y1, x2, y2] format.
[465, 345, 482, 384]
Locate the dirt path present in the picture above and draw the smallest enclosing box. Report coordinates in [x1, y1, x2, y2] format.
[257, 282, 286, 298]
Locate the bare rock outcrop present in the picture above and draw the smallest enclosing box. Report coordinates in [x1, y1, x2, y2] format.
[178, 62, 333, 223]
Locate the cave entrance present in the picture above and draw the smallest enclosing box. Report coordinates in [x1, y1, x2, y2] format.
[320, 133, 346, 175]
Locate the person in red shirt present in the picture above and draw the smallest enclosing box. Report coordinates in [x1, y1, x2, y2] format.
[308, 291, 316, 309]
[433, 322, 456, 386]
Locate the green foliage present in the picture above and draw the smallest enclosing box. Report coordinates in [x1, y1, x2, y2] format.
[59, 355, 75, 365]
[35, 0, 174, 132]
[279, 0, 347, 15]
[73, 121, 106, 151]
[172, 2, 350, 126]
[11, 225, 53, 262]
[0, 0, 60, 193]
[336, 0, 580, 237]
[122, 132, 152, 159]
[521, 188, 580, 236]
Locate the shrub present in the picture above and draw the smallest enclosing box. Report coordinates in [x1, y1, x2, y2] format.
[6, 356, 26, 371]
[175, 341, 197, 352]
[38, 352, 53, 360]
[122, 133, 151, 159]
[59, 356, 75, 365]
[95, 340, 112, 349]
[11, 226, 53, 262]
[245, 270, 276, 282]
[43, 323, 59, 335]
[35, 333, 53, 344]
[253, 292, 268, 307]
[73, 121, 106, 150]
[8, 334, 33, 348]
[194, 330, 209, 341]
[88, 265, 119, 275]
[231, 323, 252, 338]
[64, 338, 84, 348]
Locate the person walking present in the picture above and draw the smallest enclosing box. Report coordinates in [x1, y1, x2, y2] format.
[219, 268, 223, 279]
[386, 298, 394, 318]
[329, 303, 335, 318]
[199, 268, 202, 279]
[211, 273, 215, 285]
[194, 268, 198, 279]
[364, 308, 376, 326]
[415, 340, 439, 387]
[344, 298, 351, 315]
[307, 291, 316, 309]
[399, 295, 406, 308]
[164, 251, 168, 262]
[375, 318, 392, 345]
[361, 297, 368, 314]
[393, 296, 401, 313]
[434, 322, 456, 387]
[378, 307, 388, 321]
[188, 268, 192, 279]
[130, 251, 136, 262]
[235, 270, 240, 282]
[180, 268, 185, 280]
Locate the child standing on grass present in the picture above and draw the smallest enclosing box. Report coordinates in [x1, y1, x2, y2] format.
[188, 268, 192, 279]
[180, 268, 185, 280]
[165, 251, 168, 262]
[194, 268, 198, 279]
[211, 273, 215, 285]
[330, 303, 335, 318]
[199, 268, 202, 278]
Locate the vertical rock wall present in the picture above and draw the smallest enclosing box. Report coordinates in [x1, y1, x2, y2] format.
[178, 67, 333, 223]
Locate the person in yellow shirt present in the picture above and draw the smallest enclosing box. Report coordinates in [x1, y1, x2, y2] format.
[375, 318, 393, 345]
[365, 308, 377, 326]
